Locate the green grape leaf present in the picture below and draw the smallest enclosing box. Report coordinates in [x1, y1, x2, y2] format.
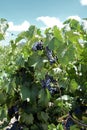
[41, 123, 48, 130]
[15, 33, 25, 43]
[70, 125, 80, 130]
[30, 124, 39, 130]
[11, 41, 17, 50]
[16, 55, 25, 67]
[57, 43, 76, 65]
[63, 18, 82, 32]
[37, 111, 49, 123]
[48, 124, 56, 130]
[20, 86, 31, 101]
[38, 89, 51, 107]
[53, 26, 63, 41]
[81, 48, 87, 63]
[20, 84, 38, 102]
[0, 106, 7, 121]
[48, 37, 60, 51]
[64, 44, 76, 63]
[41, 111, 49, 122]
[70, 79, 78, 92]
[57, 123, 64, 130]
[28, 25, 36, 39]
[0, 33, 4, 40]
[28, 53, 38, 66]
[0, 91, 6, 105]
[21, 112, 34, 125]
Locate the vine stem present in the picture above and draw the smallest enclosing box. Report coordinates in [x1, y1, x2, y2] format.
[70, 114, 87, 128]
[58, 113, 87, 128]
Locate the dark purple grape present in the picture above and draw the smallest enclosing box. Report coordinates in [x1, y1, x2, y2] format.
[6, 121, 23, 130]
[10, 121, 18, 130]
[13, 106, 18, 113]
[75, 107, 82, 114]
[36, 42, 43, 50]
[41, 74, 57, 94]
[41, 79, 46, 88]
[45, 46, 58, 64]
[46, 78, 51, 87]
[49, 87, 57, 94]
[8, 106, 15, 118]
[74, 106, 82, 118]
[69, 110, 73, 116]
[32, 42, 38, 51]
[80, 105, 87, 113]
[65, 118, 74, 130]
[8, 106, 19, 119]
[41, 79, 51, 90]
[49, 59, 56, 64]
[32, 41, 43, 51]
[46, 47, 53, 60]
[15, 113, 19, 120]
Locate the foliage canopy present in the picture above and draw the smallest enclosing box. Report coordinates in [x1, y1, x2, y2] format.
[0, 18, 87, 130]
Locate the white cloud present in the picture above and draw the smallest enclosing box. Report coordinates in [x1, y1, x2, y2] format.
[80, 0, 87, 6]
[36, 16, 63, 28]
[67, 16, 81, 22]
[8, 21, 30, 32]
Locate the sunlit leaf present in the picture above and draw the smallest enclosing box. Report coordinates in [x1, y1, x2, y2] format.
[0, 33, 4, 40]
[70, 79, 78, 92]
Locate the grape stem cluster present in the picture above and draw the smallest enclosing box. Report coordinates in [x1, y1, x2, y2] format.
[32, 40, 58, 64]
[41, 74, 58, 94]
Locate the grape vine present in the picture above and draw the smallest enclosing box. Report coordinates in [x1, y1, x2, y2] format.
[0, 18, 87, 130]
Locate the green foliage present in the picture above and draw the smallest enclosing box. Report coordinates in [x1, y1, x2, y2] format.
[0, 18, 8, 41]
[0, 18, 87, 130]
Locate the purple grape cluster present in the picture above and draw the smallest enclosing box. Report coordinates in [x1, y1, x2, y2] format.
[41, 74, 57, 94]
[8, 105, 19, 120]
[45, 46, 58, 64]
[6, 121, 23, 130]
[65, 117, 75, 130]
[68, 106, 87, 130]
[7, 106, 23, 130]
[32, 41, 58, 64]
[32, 40, 43, 51]
[69, 105, 87, 119]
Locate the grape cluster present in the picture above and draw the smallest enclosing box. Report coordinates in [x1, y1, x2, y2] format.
[65, 117, 75, 130]
[7, 106, 24, 130]
[69, 105, 87, 119]
[32, 41, 58, 64]
[6, 121, 23, 130]
[32, 40, 43, 51]
[41, 74, 58, 94]
[68, 106, 87, 130]
[8, 105, 19, 120]
[45, 46, 58, 64]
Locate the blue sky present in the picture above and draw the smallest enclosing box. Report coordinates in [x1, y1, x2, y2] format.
[0, 0, 87, 45]
[0, 0, 87, 29]
[0, 0, 87, 22]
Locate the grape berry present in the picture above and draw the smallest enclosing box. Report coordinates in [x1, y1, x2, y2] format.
[8, 106, 19, 120]
[6, 121, 23, 130]
[45, 46, 58, 64]
[32, 40, 43, 51]
[41, 74, 57, 94]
